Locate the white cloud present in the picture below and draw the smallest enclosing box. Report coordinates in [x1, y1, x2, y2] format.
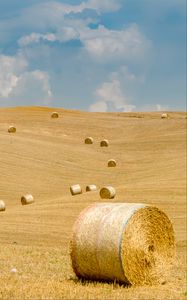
[12, 70, 52, 104]
[85, 0, 121, 13]
[13, 0, 150, 64]
[0, 54, 52, 104]
[18, 23, 83, 47]
[30, 0, 121, 17]
[89, 79, 136, 112]
[80, 24, 151, 62]
[18, 32, 57, 47]
[14, 0, 121, 32]
[0, 55, 27, 97]
[110, 66, 137, 82]
[122, 104, 136, 112]
[19, 23, 151, 64]
[96, 79, 125, 105]
[89, 101, 108, 112]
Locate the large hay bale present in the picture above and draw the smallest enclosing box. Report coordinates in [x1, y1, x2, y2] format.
[100, 139, 109, 147]
[86, 185, 97, 192]
[21, 194, 34, 205]
[70, 203, 175, 285]
[100, 186, 116, 199]
[0, 200, 6, 211]
[51, 112, 59, 118]
[70, 184, 82, 196]
[8, 126, 16, 133]
[85, 137, 94, 144]
[108, 159, 117, 167]
[161, 113, 168, 119]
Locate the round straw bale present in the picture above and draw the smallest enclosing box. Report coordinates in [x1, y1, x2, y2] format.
[21, 194, 34, 205]
[70, 203, 175, 285]
[161, 113, 168, 119]
[85, 137, 94, 144]
[10, 268, 17, 274]
[8, 126, 16, 133]
[86, 185, 97, 192]
[100, 186, 116, 199]
[0, 200, 6, 211]
[108, 159, 117, 167]
[70, 184, 82, 196]
[51, 112, 59, 118]
[100, 139, 109, 147]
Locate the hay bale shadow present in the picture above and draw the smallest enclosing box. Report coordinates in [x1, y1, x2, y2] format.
[67, 275, 130, 288]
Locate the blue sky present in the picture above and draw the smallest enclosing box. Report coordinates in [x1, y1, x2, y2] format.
[0, 0, 186, 111]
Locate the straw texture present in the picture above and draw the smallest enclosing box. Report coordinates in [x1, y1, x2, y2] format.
[100, 139, 109, 147]
[0, 200, 6, 211]
[70, 184, 82, 195]
[51, 112, 59, 118]
[86, 185, 97, 192]
[21, 194, 34, 205]
[85, 137, 94, 144]
[70, 203, 175, 285]
[8, 126, 16, 133]
[100, 186, 116, 199]
[108, 159, 117, 167]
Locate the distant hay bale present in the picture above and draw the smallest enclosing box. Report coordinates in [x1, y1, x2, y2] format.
[161, 113, 168, 119]
[108, 159, 117, 167]
[100, 139, 109, 147]
[8, 126, 16, 133]
[100, 186, 116, 199]
[86, 185, 97, 192]
[70, 184, 82, 196]
[10, 268, 17, 274]
[0, 200, 6, 211]
[85, 137, 94, 144]
[51, 112, 59, 118]
[21, 194, 34, 205]
[70, 203, 175, 285]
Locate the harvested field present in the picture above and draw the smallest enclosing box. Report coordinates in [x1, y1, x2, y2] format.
[0, 107, 186, 299]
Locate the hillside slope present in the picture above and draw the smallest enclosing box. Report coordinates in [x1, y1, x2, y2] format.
[0, 107, 186, 299]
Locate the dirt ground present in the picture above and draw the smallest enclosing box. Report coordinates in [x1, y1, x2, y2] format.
[0, 107, 186, 299]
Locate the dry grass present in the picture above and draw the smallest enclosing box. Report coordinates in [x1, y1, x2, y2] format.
[0, 245, 186, 300]
[0, 107, 186, 299]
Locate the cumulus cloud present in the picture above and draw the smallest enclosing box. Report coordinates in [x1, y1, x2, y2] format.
[13, 0, 151, 73]
[110, 65, 143, 82]
[32, 0, 122, 17]
[0, 0, 152, 110]
[89, 101, 108, 112]
[19, 22, 151, 64]
[0, 0, 184, 111]
[18, 22, 84, 46]
[11, 0, 121, 35]
[18, 33, 57, 47]
[0, 55, 28, 98]
[0, 54, 52, 104]
[0, 0, 150, 110]
[89, 79, 136, 112]
[85, 0, 122, 13]
[12, 70, 52, 105]
[80, 24, 151, 62]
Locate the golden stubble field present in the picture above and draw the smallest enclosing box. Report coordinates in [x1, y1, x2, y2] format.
[0, 107, 186, 299]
